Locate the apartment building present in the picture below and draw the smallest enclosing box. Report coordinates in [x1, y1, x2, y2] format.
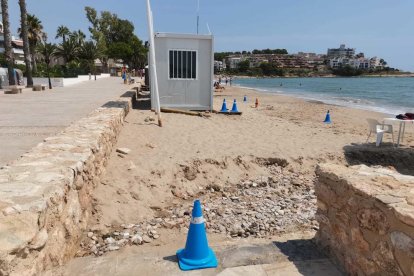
[327, 44, 355, 59]
[0, 22, 26, 65]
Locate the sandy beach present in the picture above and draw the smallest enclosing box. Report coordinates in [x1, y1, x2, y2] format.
[94, 84, 414, 223]
[76, 86, 414, 260]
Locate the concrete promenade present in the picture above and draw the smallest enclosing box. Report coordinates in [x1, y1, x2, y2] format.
[0, 77, 132, 166]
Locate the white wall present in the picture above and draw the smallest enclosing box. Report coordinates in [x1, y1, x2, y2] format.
[24, 74, 111, 87]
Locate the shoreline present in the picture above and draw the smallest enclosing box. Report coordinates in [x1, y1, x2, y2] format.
[220, 85, 391, 120]
[221, 74, 414, 79]
[227, 78, 414, 116]
[228, 84, 396, 116]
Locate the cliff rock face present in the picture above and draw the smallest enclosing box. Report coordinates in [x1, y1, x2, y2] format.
[315, 164, 414, 276]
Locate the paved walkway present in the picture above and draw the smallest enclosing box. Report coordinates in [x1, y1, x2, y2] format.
[0, 77, 133, 166]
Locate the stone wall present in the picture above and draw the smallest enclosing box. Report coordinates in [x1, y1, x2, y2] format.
[0, 96, 132, 275]
[315, 164, 414, 276]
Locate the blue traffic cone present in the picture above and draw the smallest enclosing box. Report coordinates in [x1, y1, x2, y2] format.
[243, 95, 247, 103]
[323, 110, 331, 124]
[231, 99, 239, 112]
[220, 99, 228, 112]
[177, 200, 218, 271]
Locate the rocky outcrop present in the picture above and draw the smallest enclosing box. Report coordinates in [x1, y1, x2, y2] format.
[315, 164, 414, 276]
[0, 98, 131, 275]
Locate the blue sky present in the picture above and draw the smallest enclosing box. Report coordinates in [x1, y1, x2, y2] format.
[8, 0, 414, 71]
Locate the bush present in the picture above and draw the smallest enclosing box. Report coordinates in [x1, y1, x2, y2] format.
[259, 63, 285, 76]
[332, 65, 363, 76]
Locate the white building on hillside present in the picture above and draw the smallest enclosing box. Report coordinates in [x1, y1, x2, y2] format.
[227, 56, 243, 69]
[329, 57, 379, 70]
[214, 60, 226, 71]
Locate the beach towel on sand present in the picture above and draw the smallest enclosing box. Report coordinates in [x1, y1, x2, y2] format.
[406, 113, 414, 119]
[396, 113, 414, 120]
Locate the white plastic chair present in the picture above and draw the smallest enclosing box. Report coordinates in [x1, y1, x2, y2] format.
[366, 119, 394, 147]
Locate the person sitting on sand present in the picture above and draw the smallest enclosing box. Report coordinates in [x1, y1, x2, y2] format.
[214, 82, 225, 91]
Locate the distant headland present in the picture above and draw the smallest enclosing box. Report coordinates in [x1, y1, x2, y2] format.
[214, 44, 411, 77]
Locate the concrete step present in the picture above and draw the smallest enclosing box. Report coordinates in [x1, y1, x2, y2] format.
[42, 236, 343, 276]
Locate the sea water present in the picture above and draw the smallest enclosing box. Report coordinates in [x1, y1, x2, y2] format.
[233, 77, 414, 115]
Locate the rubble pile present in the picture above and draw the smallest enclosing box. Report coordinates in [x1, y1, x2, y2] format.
[172, 170, 318, 238]
[79, 222, 161, 256]
[82, 165, 317, 256]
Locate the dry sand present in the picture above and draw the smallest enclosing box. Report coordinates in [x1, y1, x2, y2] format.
[89, 85, 414, 229]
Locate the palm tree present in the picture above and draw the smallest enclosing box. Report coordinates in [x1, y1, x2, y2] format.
[1, 0, 16, 86]
[70, 30, 86, 46]
[54, 37, 79, 64]
[79, 41, 101, 80]
[26, 14, 43, 73]
[36, 42, 55, 89]
[18, 0, 33, 87]
[55, 25, 70, 43]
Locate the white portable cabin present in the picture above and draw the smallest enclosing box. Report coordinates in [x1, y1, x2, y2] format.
[150, 33, 214, 111]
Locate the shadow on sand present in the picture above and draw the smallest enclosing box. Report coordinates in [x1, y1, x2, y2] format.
[133, 90, 151, 110]
[343, 143, 414, 176]
[162, 254, 178, 263]
[120, 90, 136, 98]
[101, 100, 129, 109]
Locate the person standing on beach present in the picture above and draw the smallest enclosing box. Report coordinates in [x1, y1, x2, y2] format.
[122, 69, 127, 84]
[225, 78, 228, 86]
[230, 77, 232, 86]
[219, 76, 222, 84]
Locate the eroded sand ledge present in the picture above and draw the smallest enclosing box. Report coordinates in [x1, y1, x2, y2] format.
[0, 94, 132, 275]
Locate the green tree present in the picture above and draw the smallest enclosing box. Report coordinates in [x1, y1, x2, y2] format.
[214, 52, 233, 61]
[70, 30, 86, 46]
[26, 14, 43, 73]
[36, 41, 56, 88]
[55, 25, 70, 42]
[237, 60, 250, 72]
[54, 37, 79, 64]
[273, 49, 288, 54]
[128, 36, 147, 69]
[108, 18, 135, 44]
[332, 65, 363, 76]
[259, 62, 285, 76]
[1, 0, 15, 86]
[85, 7, 134, 44]
[107, 42, 133, 64]
[85, 6, 146, 71]
[18, 0, 33, 86]
[79, 41, 101, 80]
[85, 7, 108, 72]
[94, 31, 108, 73]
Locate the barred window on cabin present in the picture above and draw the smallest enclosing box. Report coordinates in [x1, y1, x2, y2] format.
[169, 50, 197, 79]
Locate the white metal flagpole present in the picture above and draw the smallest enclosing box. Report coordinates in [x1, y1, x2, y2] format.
[197, 0, 200, 34]
[146, 0, 162, 127]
